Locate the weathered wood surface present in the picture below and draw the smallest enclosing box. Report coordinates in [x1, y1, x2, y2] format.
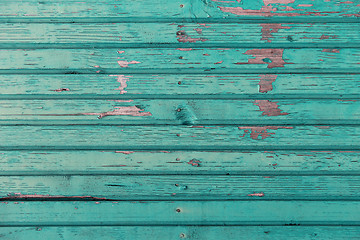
[1, 201, 359, 225]
[1, 0, 359, 20]
[0, 126, 359, 150]
[1, 151, 359, 175]
[2, 0, 360, 236]
[1, 175, 360, 200]
[1, 48, 359, 73]
[0, 74, 358, 98]
[1, 226, 359, 240]
[1, 23, 360, 48]
[0, 99, 358, 125]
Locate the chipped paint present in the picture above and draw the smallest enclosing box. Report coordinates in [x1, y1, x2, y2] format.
[117, 60, 141, 67]
[176, 30, 208, 43]
[109, 75, 130, 94]
[51, 88, 70, 92]
[322, 49, 340, 53]
[83, 106, 152, 119]
[238, 126, 293, 140]
[187, 159, 201, 167]
[254, 100, 289, 116]
[258, 74, 277, 93]
[235, 49, 292, 68]
[247, 192, 265, 197]
[260, 24, 291, 43]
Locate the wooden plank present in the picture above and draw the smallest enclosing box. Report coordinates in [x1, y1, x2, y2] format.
[0, 74, 358, 98]
[0, 99, 358, 124]
[0, 125, 359, 150]
[1, 201, 359, 226]
[1, 23, 359, 47]
[1, 48, 359, 73]
[1, 175, 360, 200]
[1, 226, 360, 240]
[1, 150, 359, 175]
[0, 0, 359, 20]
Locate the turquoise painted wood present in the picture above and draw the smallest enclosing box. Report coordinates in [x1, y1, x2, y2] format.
[1, 226, 360, 240]
[1, 0, 359, 20]
[1, 201, 360, 225]
[1, 48, 359, 73]
[0, 74, 358, 98]
[1, 151, 359, 175]
[1, 0, 359, 238]
[1, 23, 360, 48]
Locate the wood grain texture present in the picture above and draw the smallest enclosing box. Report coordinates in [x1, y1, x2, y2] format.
[1, 151, 359, 176]
[1, 201, 359, 226]
[0, 125, 359, 150]
[1, 226, 359, 240]
[1, 0, 359, 20]
[0, 99, 358, 125]
[1, 48, 359, 73]
[0, 74, 358, 98]
[1, 175, 360, 200]
[1, 23, 359, 48]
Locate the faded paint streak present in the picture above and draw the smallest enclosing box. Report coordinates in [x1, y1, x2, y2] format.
[83, 106, 152, 119]
[238, 126, 293, 140]
[258, 74, 277, 93]
[117, 61, 141, 67]
[260, 24, 291, 42]
[235, 49, 292, 68]
[254, 100, 289, 116]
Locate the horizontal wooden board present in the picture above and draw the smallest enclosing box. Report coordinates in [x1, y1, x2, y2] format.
[0, 125, 359, 150]
[1, 175, 360, 200]
[1, 201, 359, 226]
[1, 150, 359, 175]
[2, 226, 360, 240]
[0, 74, 359, 98]
[1, 23, 360, 47]
[2, 48, 359, 73]
[0, 99, 358, 125]
[0, 0, 359, 20]
[1, 226, 360, 240]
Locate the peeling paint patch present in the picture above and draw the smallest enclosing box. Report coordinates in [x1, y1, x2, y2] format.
[248, 192, 265, 197]
[177, 48, 193, 51]
[51, 88, 70, 92]
[109, 75, 131, 94]
[322, 49, 340, 53]
[187, 159, 201, 167]
[238, 126, 293, 140]
[117, 61, 141, 67]
[115, 151, 135, 154]
[83, 106, 152, 119]
[258, 74, 277, 93]
[260, 24, 291, 43]
[176, 30, 208, 43]
[235, 49, 292, 68]
[254, 100, 289, 116]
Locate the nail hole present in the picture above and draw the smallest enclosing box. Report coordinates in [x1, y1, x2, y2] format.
[176, 208, 181, 212]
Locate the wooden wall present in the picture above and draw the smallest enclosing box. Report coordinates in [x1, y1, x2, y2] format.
[0, 0, 359, 239]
